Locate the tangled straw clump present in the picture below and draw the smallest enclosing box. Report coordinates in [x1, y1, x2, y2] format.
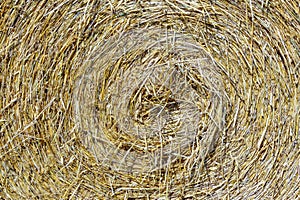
[74, 28, 226, 173]
[0, 0, 300, 199]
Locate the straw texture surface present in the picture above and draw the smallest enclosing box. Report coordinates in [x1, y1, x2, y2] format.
[0, 0, 299, 199]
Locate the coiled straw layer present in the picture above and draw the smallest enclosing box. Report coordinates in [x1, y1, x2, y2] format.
[0, 0, 299, 199]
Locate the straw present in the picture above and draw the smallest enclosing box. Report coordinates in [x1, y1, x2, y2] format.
[0, 0, 299, 199]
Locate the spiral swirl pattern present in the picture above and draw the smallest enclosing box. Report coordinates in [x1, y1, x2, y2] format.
[1, 1, 299, 199]
[74, 28, 226, 173]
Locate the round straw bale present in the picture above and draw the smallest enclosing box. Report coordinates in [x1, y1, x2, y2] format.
[0, 0, 299, 199]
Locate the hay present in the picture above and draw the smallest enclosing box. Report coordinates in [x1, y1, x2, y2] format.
[0, 0, 299, 199]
